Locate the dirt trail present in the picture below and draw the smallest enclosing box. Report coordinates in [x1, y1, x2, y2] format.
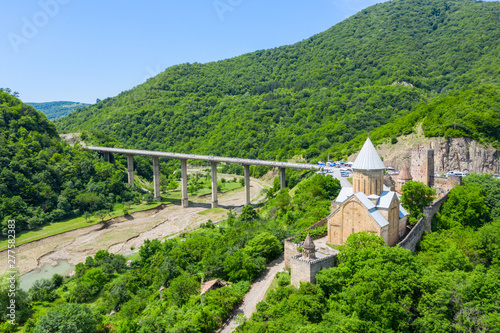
[0, 178, 268, 275]
[220, 255, 285, 333]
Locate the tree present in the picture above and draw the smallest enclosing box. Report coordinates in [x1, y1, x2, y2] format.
[239, 205, 258, 223]
[168, 274, 199, 306]
[401, 181, 436, 225]
[144, 193, 156, 204]
[168, 180, 178, 192]
[94, 209, 108, 222]
[34, 303, 102, 333]
[139, 239, 162, 264]
[84, 211, 91, 223]
[244, 232, 282, 261]
[317, 232, 423, 331]
[0, 271, 32, 325]
[435, 184, 490, 230]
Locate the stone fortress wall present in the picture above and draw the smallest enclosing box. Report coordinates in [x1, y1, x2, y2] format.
[290, 254, 337, 288]
[397, 193, 449, 252]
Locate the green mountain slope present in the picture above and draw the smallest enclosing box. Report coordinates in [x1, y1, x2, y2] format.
[57, 0, 500, 161]
[0, 92, 137, 234]
[27, 101, 91, 120]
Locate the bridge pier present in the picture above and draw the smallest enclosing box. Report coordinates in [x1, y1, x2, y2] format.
[103, 151, 110, 162]
[153, 156, 161, 202]
[244, 165, 250, 206]
[211, 162, 218, 208]
[280, 167, 286, 189]
[127, 155, 134, 186]
[181, 159, 189, 208]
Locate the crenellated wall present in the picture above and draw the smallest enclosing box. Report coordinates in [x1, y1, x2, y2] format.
[290, 254, 337, 287]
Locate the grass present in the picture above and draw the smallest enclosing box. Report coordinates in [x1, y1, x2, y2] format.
[347, 177, 353, 184]
[265, 271, 290, 297]
[197, 207, 226, 216]
[0, 202, 160, 252]
[326, 243, 342, 251]
[126, 251, 141, 261]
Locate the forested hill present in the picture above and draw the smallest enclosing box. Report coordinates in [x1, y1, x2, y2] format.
[0, 91, 137, 233]
[57, 0, 500, 161]
[28, 101, 91, 120]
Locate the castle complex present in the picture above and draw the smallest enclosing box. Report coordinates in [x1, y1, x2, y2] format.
[289, 138, 410, 286]
[288, 138, 467, 287]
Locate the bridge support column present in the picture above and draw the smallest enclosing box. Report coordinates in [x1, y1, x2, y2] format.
[280, 167, 286, 189]
[211, 162, 218, 208]
[181, 159, 188, 208]
[127, 155, 134, 186]
[153, 156, 161, 202]
[244, 165, 250, 206]
[103, 151, 110, 162]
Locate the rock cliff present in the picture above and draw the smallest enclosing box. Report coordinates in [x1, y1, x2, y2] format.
[362, 135, 500, 175]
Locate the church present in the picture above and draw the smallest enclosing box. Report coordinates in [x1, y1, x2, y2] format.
[327, 138, 409, 246]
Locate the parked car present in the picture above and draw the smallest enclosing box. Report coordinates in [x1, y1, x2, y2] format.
[446, 171, 466, 177]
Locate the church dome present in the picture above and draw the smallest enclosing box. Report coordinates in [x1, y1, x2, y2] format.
[303, 233, 315, 250]
[398, 164, 413, 181]
[352, 138, 386, 170]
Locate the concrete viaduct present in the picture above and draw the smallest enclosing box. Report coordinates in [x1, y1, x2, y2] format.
[87, 146, 321, 208]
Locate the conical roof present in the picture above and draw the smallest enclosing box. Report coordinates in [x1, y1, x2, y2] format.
[352, 137, 386, 170]
[398, 164, 413, 180]
[303, 233, 315, 250]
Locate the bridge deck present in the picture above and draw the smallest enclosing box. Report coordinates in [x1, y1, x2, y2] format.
[87, 146, 320, 170]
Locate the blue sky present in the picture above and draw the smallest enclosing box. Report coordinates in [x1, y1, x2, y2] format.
[2, 0, 397, 103]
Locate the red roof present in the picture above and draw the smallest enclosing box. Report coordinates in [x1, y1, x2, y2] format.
[200, 279, 227, 296]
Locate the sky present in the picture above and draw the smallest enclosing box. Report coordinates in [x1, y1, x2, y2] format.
[1, 0, 394, 103]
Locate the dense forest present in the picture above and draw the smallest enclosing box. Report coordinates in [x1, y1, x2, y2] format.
[237, 174, 500, 332]
[57, 0, 500, 161]
[0, 91, 140, 234]
[27, 101, 90, 120]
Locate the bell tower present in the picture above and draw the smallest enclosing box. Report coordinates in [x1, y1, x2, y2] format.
[352, 138, 385, 196]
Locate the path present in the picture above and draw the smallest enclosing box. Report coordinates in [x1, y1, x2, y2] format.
[220, 255, 285, 333]
[0, 177, 269, 275]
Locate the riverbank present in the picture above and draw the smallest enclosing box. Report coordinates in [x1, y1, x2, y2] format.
[0, 177, 269, 277]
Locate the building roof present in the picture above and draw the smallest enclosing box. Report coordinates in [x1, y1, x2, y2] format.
[368, 208, 390, 228]
[377, 191, 397, 209]
[398, 164, 413, 181]
[335, 187, 353, 203]
[200, 279, 227, 296]
[354, 192, 376, 210]
[303, 233, 315, 250]
[352, 138, 386, 170]
[399, 204, 409, 218]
